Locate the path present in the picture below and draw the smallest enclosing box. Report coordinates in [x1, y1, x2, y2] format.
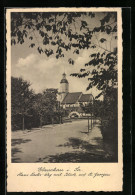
[12, 119, 116, 163]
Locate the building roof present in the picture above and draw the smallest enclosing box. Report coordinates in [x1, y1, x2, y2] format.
[61, 93, 93, 104]
[61, 92, 82, 104]
[78, 94, 93, 102]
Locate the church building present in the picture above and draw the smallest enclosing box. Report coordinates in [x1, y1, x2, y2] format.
[58, 73, 94, 118]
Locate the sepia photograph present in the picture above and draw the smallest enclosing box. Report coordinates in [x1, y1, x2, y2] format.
[10, 11, 118, 163]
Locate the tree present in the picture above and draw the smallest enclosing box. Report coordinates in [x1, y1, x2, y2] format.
[80, 102, 94, 131]
[11, 12, 117, 98]
[32, 88, 59, 126]
[32, 93, 46, 127]
[12, 76, 62, 130]
[43, 88, 59, 124]
[11, 77, 34, 130]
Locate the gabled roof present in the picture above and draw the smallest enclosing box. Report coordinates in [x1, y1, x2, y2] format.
[78, 94, 93, 102]
[61, 92, 82, 104]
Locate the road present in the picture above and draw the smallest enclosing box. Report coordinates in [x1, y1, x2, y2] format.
[12, 119, 117, 163]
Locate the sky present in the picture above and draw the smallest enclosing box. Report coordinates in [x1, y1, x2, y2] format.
[11, 12, 117, 99]
[12, 46, 99, 96]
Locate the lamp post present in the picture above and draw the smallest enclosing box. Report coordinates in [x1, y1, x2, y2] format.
[88, 116, 89, 132]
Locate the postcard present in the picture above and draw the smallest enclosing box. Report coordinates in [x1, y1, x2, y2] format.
[6, 7, 123, 192]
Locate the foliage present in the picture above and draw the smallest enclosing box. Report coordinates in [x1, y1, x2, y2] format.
[71, 49, 117, 96]
[80, 102, 93, 114]
[32, 88, 60, 126]
[80, 87, 117, 126]
[103, 87, 118, 123]
[94, 87, 117, 130]
[11, 77, 61, 130]
[11, 77, 34, 130]
[11, 12, 117, 97]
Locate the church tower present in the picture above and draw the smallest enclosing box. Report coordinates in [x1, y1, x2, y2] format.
[59, 73, 69, 102]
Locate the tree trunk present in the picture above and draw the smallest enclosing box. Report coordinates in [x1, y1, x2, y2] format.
[40, 117, 42, 128]
[22, 116, 24, 131]
[52, 117, 54, 124]
[101, 119, 102, 125]
[91, 113, 92, 129]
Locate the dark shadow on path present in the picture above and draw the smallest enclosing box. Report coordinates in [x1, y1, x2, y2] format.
[12, 138, 31, 146]
[80, 131, 90, 134]
[12, 157, 21, 162]
[11, 138, 31, 163]
[36, 137, 118, 163]
[11, 148, 22, 163]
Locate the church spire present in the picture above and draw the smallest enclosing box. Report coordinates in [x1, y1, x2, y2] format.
[60, 72, 68, 84]
[59, 72, 69, 102]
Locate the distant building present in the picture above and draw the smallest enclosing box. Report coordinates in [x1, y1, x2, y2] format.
[58, 73, 94, 118]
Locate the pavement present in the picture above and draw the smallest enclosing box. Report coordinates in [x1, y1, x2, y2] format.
[11, 119, 117, 163]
